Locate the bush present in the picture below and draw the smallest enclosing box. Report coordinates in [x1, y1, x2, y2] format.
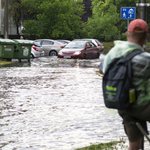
[102, 42, 114, 54]
[117, 34, 127, 41]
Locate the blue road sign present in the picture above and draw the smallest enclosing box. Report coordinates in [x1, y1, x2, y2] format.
[121, 7, 136, 19]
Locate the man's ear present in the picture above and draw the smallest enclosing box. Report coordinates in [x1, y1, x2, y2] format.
[125, 31, 128, 38]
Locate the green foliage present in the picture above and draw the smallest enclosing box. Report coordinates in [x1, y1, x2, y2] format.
[84, 0, 120, 41]
[75, 141, 118, 150]
[83, 0, 144, 41]
[102, 41, 150, 55]
[118, 33, 127, 41]
[21, 20, 39, 40]
[102, 41, 114, 54]
[21, 0, 87, 40]
[109, 0, 139, 33]
[2, 0, 39, 36]
[2, 0, 24, 35]
[4, 0, 149, 41]
[75, 139, 127, 150]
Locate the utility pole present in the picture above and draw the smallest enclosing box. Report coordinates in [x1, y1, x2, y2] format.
[140, 0, 146, 20]
[136, 0, 150, 21]
[0, 0, 1, 38]
[4, 0, 8, 39]
[142, 0, 147, 21]
[136, 0, 150, 50]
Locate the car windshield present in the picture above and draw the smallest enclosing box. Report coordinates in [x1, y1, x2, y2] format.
[65, 42, 85, 48]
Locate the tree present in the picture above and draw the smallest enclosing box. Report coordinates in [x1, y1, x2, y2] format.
[111, 0, 139, 36]
[1, 0, 35, 36]
[84, 0, 120, 41]
[84, 0, 145, 41]
[21, 0, 87, 40]
[8, 0, 24, 35]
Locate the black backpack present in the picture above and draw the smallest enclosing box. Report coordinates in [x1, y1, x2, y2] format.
[102, 50, 143, 110]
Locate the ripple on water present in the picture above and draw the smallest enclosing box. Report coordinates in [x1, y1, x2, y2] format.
[0, 58, 150, 150]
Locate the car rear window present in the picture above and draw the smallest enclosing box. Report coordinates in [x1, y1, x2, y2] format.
[33, 42, 41, 47]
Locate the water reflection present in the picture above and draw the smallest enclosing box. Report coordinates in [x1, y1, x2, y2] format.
[0, 56, 149, 150]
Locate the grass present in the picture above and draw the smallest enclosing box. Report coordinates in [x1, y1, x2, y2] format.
[0, 60, 13, 65]
[75, 139, 127, 150]
[102, 42, 114, 55]
[102, 41, 150, 55]
[75, 141, 117, 150]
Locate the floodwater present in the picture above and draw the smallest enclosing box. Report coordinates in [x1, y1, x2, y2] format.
[0, 56, 150, 150]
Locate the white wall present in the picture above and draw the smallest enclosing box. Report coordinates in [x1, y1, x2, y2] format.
[1, 8, 17, 35]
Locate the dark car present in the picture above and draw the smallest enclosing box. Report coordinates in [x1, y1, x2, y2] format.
[58, 41, 100, 59]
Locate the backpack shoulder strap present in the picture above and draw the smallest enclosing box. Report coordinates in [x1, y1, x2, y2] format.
[104, 49, 143, 74]
[127, 49, 143, 60]
[124, 49, 143, 62]
[127, 50, 143, 84]
[118, 49, 143, 64]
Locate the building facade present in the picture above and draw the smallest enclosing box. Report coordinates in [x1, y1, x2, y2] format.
[1, 8, 17, 37]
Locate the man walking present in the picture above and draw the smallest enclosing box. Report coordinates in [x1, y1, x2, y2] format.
[102, 19, 150, 150]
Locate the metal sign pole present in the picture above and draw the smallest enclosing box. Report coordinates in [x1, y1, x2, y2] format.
[121, 7, 135, 32]
[127, 19, 129, 30]
[0, 0, 1, 38]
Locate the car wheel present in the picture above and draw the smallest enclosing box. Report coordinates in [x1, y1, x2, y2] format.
[30, 53, 34, 59]
[7, 58, 12, 61]
[97, 53, 100, 58]
[49, 50, 58, 56]
[83, 53, 86, 59]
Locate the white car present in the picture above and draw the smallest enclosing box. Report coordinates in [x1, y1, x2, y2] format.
[35, 39, 66, 56]
[56, 40, 71, 45]
[31, 41, 44, 58]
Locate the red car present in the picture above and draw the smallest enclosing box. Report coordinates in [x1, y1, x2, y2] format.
[58, 41, 100, 59]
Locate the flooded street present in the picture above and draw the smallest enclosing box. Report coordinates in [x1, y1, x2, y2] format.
[0, 56, 150, 150]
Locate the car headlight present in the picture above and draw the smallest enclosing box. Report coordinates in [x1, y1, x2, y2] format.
[58, 51, 63, 55]
[74, 51, 81, 55]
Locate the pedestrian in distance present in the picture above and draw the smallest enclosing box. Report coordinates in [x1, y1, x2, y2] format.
[20, 35, 24, 40]
[100, 19, 150, 150]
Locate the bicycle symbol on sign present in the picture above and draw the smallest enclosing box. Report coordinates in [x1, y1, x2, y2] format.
[128, 8, 134, 18]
